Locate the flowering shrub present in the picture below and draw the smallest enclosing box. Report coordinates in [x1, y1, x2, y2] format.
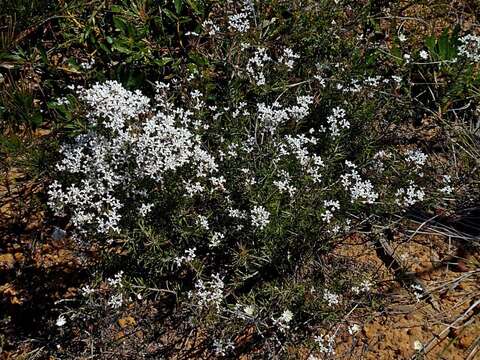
[35, 0, 480, 357]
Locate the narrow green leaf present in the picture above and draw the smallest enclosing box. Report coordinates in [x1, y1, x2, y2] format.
[113, 17, 127, 33]
[174, 0, 183, 14]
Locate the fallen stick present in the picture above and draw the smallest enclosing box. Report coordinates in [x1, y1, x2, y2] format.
[411, 299, 480, 359]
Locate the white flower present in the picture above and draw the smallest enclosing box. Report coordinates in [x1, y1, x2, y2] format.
[184, 181, 205, 196]
[352, 279, 373, 295]
[413, 340, 423, 351]
[80, 284, 95, 296]
[56, 315, 67, 327]
[139, 203, 154, 217]
[273, 309, 294, 331]
[209, 232, 224, 248]
[279, 309, 293, 323]
[202, 20, 220, 36]
[439, 175, 454, 194]
[244, 304, 255, 316]
[197, 215, 210, 230]
[392, 75, 402, 84]
[419, 50, 429, 60]
[314, 334, 335, 355]
[395, 181, 425, 207]
[273, 170, 296, 196]
[246, 48, 271, 86]
[257, 95, 313, 135]
[348, 324, 361, 334]
[213, 338, 235, 356]
[107, 271, 124, 288]
[405, 149, 428, 167]
[398, 33, 407, 42]
[279, 48, 300, 70]
[341, 165, 378, 204]
[80, 58, 95, 70]
[321, 200, 340, 223]
[251, 205, 270, 229]
[314, 74, 326, 87]
[458, 34, 480, 62]
[190, 273, 225, 311]
[54, 97, 70, 107]
[174, 247, 197, 266]
[108, 293, 123, 308]
[323, 289, 340, 306]
[228, 12, 250, 33]
[326, 107, 349, 137]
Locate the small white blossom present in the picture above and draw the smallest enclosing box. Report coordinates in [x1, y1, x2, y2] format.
[352, 279, 373, 295]
[174, 247, 197, 266]
[107, 271, 124, 288]
[213, 338, 235, 356]
[209, 232, 224, 248]
[189, 273, 225, 311]
[326, 107, 349, 137]
[419, 50, 429, 60]
[273, 309, 294, 331]
[251, 205, 270, 229]
[56, 314, 67, 327]
[314, 334, 336, 355]
[458, 34, 480, 62]
[197, 215, 210, 230]
[139, 203, 154, 217]
[405, 149, 428, 167]
[228, 12, 250, 33]
[341, 164, 378, 204]
[323, 289, 341, 306]
[348, 324, 361, 334]
[202, 20, 220, 36]
[279, 48, 300, 69]
[439, 175, 454, 194]
[321, 200, 340, 223]
[108, 293, 123, 308]
[80, 284, 95, 296]
[395, 181, 425, 207]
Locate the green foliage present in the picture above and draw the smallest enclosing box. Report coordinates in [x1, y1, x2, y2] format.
[425, 26, 460, 62]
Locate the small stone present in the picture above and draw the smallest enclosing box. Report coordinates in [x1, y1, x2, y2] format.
[0, 254, 15, 269]
[459, 333, 476, 349]
[52, 227, 67, 241]
[413, 340, 423, 351]
[118, 316, 136, 328]
[13, 252, 24, 262]
[454, 261, 469, 272]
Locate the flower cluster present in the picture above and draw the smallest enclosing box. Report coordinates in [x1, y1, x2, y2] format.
[257, 95, 314, 135]
[321, 200, 340, 223]
[395, 181, 425, 207]
[273, 309, 294, 331]
[189, 273, 225, 311]
[313, 334, 336, 356]
[48, 81, 218, 235]
[250, 205, 270, 230]
[228, 0, 253, 33]
[341, 161, 378, 204]
[279, 48, 300, 70]
[405, 149, 428, 168]
[246, 47, 271, 85]
[326, 107, 350, 137]
[458, 34, 480, 62]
